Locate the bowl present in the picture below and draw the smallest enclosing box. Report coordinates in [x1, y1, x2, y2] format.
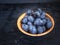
[17, 13, 55, 37]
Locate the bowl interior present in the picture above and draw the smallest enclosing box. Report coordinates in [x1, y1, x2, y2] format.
[17, 13, 55, 37]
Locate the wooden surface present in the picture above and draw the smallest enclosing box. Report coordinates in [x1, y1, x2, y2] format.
[0, 3, 60, 45]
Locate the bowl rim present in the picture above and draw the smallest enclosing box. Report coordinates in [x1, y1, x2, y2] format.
[17, 13, 55, 37]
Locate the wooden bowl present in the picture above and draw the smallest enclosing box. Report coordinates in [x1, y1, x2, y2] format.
[17, 13, 55, 37]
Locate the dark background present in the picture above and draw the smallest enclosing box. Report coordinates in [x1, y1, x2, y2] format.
[0, 0, 60, 45]
[0, 0, 59, 3]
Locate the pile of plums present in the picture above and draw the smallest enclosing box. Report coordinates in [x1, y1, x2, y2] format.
[21, 8, 52, 34]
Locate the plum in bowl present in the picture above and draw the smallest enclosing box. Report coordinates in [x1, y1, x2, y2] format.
[17, 9, 55, 37]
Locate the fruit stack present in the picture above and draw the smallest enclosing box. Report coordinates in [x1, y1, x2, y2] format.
[21, 8, 52, 34]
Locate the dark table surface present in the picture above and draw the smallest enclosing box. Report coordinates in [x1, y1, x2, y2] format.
[0, 3, 60, 45]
